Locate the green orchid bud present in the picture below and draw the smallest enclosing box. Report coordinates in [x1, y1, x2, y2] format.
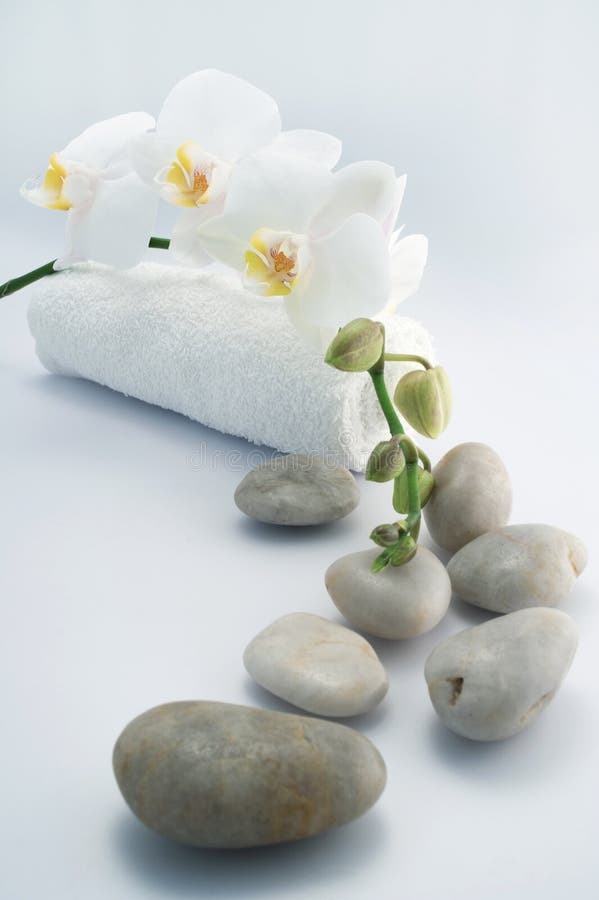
[392, 466, 435, 513]
[365, 436, 406, 483]
[389, 535, 418, 566]
[393, 366, 452, 439]
[325, 318, 384, 372]
[370, 522, 401, 548]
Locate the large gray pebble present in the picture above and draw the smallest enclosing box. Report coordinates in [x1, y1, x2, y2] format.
[325, 547, 451, 639]
[113, 701, 386, 847]
[447, 523, 588, 613]
[244, 612, 389, 717]
[234, 454, 359, 525]
[425, 607, 578, 741]
[424, 442, 512, 551]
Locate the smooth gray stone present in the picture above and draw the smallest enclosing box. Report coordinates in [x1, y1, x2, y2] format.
[325, 547, 451, 639]
[234, 454, 359, 525]
[447, 523, 588, 613]
[425, 607, 578, 741]
[424, 442, 512, 552]
[243, 612, 389, 717]
[113, 700, 386, 848]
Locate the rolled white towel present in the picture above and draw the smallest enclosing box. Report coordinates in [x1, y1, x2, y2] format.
[27, 262, 434, 471]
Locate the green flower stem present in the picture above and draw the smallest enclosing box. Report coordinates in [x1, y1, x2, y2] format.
[368, 369, 405, 436]
[405, 460, 421, 529]
[368, 368, 421, 536]
[383, 352, 432, 369]
[0, 236, 172, 300]
[393, 433, 418, 465]
[0, 259, 58, 299]
[417, 445, 432, 472]
[148, 236, 171, 250]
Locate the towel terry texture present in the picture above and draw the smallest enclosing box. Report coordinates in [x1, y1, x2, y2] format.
[27, 262, 434, 471]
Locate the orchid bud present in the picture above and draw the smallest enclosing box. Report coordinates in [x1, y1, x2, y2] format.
[365, 437, 406, 483]
[325, 318, 384, 372]
[393, 366, 452, 439]
[389, 535, 418, 566]
[392, 466, 435, 513]
[370, 523, 402, 548]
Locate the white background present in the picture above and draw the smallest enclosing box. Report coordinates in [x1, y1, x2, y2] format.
[1, 2, 598, 898]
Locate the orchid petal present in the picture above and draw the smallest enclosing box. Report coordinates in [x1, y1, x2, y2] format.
[382, 174, 407, 240]
[271, 130, 342, 169]
[222, 152, 333, 240]
[195, 214, 249, 271]
[293, 213, 391, 328]
[62, 112, 155, 172]
[170, 206, 224, 266]
[55, 173, 158, 270]
[388, 223, 406, 252]
[156, 70, 281, 162]
[61, 170, 96, 209]
[389, 234, 429, 306]
[130, 131, 178, 184]
[284, 296, 339, 351]
[310, 161, 399, 238]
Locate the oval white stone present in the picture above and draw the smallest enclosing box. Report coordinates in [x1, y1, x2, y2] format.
[424, 607, 578, 741]
[234, 455, 360, 526]
[243, 612, 389, 717]
[424, 442, 512, 552]
[325, 547, 451, 639]
[447, 523, 588, 613]
[113, 701, 387, 847]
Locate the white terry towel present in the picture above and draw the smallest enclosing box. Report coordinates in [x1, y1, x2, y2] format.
[27, 262, 434, 471]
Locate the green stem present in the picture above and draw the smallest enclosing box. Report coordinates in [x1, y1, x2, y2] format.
[0, 236, 171, 299]
[368, 369, 405, 436]
[368, 367, 421, 540]
[148, 236, 171, 250]
[417, 445, 432, 472]
[394, 434, 418, 465]
[383, 352, 432, 369]
[405, 460, 421, 528]
[0, 259, 58, 299]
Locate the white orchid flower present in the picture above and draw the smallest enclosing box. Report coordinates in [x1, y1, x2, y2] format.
[21, 113, 158, 269]
[192, 153, 427, 346]
[383, 175, 429, 308]
[131, 70, 341, 264]
[185, 155, 371, 344]
[308, 163, 428, 310]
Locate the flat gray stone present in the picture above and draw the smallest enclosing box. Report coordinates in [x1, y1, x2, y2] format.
[424, 442, 512, 551]
[234, 454, 359, 525]
[447, 523, 588, 613]
[113, 701, 386, 847]
[325, 547, 451, 639]
[243, 612, 389, 717]
[425, 607, 578, 741]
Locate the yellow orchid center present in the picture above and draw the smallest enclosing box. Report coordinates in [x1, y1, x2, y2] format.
[33, 153, 72, 211]
[163, 141, 215, 207]
[244, 229, 303, 297]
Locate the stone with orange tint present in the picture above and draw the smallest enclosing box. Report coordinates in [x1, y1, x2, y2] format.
[447, 524, 588, 614]
[244, 612, 388, 717]
[113, 700, 386, 848]
[424, 608, 578, 740]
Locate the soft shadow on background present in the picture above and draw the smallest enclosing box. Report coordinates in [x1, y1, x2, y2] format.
[112, 811, 391, 899]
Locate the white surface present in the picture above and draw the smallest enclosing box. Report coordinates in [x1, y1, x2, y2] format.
[1, 2, 599, 899]
[1, 234, 597, 900]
